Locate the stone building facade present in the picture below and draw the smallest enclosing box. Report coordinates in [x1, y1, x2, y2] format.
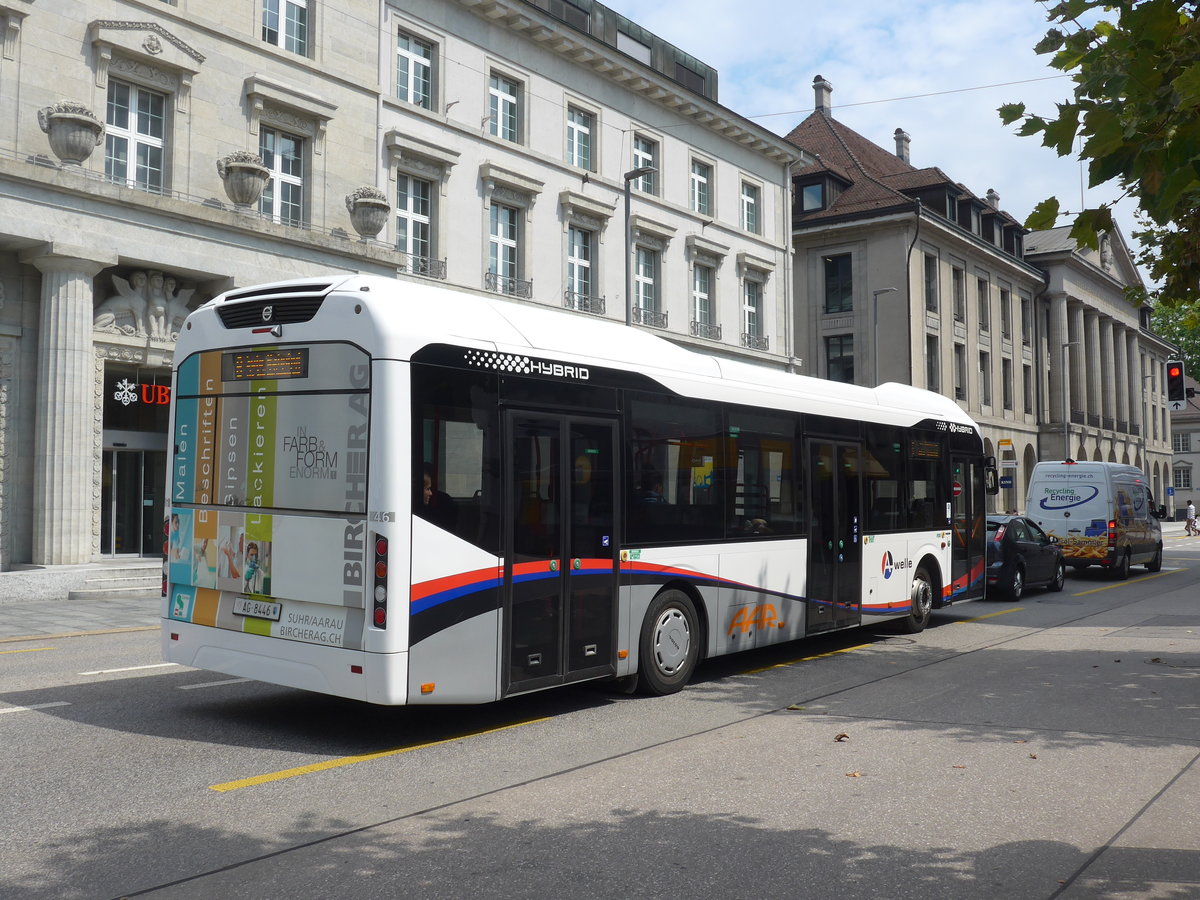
[0, 0, 795, 569]
[785, 76, 1174, 513]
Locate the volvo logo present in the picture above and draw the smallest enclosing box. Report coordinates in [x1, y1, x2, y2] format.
[262, 305, 274, 322]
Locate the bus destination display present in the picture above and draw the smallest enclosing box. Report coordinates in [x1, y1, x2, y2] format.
[222, 348, 310, 382]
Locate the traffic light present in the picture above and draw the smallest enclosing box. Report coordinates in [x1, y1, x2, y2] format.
[1167, 360, 1186, 404]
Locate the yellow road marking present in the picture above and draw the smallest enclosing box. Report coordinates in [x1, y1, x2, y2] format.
[210, 716, 551, 793]
[955, 607, 1024, 623]
[0, 646, 55, 655]
[742, 642, 871, 675]
[1072, 568, 1180, 596]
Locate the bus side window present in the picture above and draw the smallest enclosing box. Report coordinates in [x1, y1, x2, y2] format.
[726, 407, 800, 538]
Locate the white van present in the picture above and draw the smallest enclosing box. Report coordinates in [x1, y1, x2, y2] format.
[1026, 461, 1164, 579]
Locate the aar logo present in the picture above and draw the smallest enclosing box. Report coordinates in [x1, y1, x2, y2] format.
[881, 550, 895, 579]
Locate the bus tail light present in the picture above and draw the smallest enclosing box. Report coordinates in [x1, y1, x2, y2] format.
[373, 533, 388, 628]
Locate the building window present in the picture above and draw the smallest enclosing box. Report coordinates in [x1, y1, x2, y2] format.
[692, 264, 712, 326]
[489, 72, 521, 143]
[823, 253, 852, 314]
[1024, 363, 1034, 414]
[826, 335, 854, 384]
[954, 344, 967, 401]
[1020, 295, 1032, 345]
[396, 174, 432, 262]
[258, 126, 304, 226]
[1175, 467, 1193, 490]
[741, 182, 760, 233]
[690, 160, 712, 215]
[396, 31, 433, 110]
[800, 183, 823, 211]
[566, 225, 593, 298]
[952, 266, 965, 322]
[632, 135, 657, 193]
[1174, 432, 1192, 453]
[923, 254, 938, 312]
[262, 0, 308, 55]
[489, 203, 520, 285]
[566, 106, 593, 170]
[927, 335, 940, 392]
[1000, 286, 1012, 339]
[105, 80, 166, 194]
[743, 278, 763, 338]
[979, 350, 992, 406]
[635, 246, 658, 311]
[1002, 357, 1013, 410]
[977, 277, 990, 330]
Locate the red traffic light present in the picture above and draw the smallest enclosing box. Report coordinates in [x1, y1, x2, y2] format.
[1169, 365, 1182, 378]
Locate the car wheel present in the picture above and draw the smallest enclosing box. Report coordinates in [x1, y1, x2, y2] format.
[1008, 565, 1024, 600]
[1114, 550, 1131, 581]
[1146, 545, 1162, 573]
[638, 589, 699, 695]
[896, 566, 934, 633]
[1049, 560, 1065, 593]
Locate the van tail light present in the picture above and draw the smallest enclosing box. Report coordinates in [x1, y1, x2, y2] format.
[993, 525, 1006, 542]
[1107, 520, 1117, 551]
[372, 534, 388, 628]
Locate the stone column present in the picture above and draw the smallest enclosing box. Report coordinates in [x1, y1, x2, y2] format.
[1069, 303, 1086, 429]
[21, 247, 114, 565]
[1084, 310, 1101, 424]
[1047, 293, 1068, 426]
[1113, 324, 1129, 429]
[1128, 331, 1143, 451]
[1100, 317, 1115, 424]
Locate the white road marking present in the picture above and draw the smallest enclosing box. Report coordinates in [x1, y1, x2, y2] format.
[79, 663, 179, 675]
[0, 701, 71, 715]
[178, 678, 250, 690]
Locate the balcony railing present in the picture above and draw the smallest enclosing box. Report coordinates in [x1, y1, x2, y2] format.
[632, 306, 668, 329]
[741, 332, 770, 351]
[403, 256, 447, 280]
[563, 290, 605, 316]
[689, 320, 722, 341]
[1087, 413, 1100, 427]
[485, 271, 532, 298]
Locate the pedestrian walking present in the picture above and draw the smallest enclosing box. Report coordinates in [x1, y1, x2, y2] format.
[1187, 500, 1197, 536]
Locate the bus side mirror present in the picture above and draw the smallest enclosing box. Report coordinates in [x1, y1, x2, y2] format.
[984, 465, 999, 495]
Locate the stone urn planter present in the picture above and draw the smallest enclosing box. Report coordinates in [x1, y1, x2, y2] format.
[345, 185, 391, 240]
[217, 151, 270, 209]
[37, 101, 104, 165]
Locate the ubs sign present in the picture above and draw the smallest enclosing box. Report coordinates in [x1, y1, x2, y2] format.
[113, 378, 171, 407]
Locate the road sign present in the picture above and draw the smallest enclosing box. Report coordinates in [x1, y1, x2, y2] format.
[1168, 486, 1176, 496]
[951, 481, 963, 497]
[1170, 399, 1186, 411]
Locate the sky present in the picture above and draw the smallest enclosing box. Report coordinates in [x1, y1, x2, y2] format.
[606, 0, 1144, 274]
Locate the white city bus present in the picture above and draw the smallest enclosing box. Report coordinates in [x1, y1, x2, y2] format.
[165, 274, 995, 704]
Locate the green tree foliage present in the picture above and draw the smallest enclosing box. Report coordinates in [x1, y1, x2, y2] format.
[999, 0, 1200, 308]
[1152, 302, 1200, 378]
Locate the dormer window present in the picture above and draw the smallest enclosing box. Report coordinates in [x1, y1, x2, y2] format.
[800, 182, 823, 211]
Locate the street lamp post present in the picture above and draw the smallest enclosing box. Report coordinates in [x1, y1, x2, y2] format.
[1062, 340, 1079, 460]
[623, 166, 657, 327]
[872, 287, 897, 385]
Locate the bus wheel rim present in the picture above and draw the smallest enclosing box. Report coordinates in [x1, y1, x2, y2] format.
[653, 609, 690, 675]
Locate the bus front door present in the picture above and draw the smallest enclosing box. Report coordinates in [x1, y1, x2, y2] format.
[951, 457, 985, 601]
[805, 440, 863, 634]
[504, 412, 619, 696]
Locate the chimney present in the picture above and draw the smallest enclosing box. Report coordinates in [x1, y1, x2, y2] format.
[986, 188, 1000, 207]
[894, 128, 910, 164]
[813, 75, 832, 116]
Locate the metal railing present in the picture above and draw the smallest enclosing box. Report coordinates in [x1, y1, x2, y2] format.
[631, 306, 668, 329]
[741, 332, 769, 351]
[689, 320, 722, 341]
[485, 271, 533, 298]
[563, 290, 605, 316]
[403, 256, 447, 280]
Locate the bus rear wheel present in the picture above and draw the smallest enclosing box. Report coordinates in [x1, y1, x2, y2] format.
[639, 589, 699, 695]
[897, 567, 934, 634]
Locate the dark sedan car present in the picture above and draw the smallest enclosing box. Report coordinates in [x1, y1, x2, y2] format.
[986, 514, 1066, 600]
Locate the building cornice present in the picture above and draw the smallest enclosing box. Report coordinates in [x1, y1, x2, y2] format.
[450, 0, 798, 166]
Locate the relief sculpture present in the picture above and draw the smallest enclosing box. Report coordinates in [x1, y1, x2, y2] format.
[94, 270, 195, 340]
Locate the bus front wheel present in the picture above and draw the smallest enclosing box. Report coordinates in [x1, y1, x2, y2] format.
[897, 567, 934, 634]
[639, 589, 699, 695]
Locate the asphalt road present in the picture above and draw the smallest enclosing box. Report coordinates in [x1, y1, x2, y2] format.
[2, 536, 1199, 900]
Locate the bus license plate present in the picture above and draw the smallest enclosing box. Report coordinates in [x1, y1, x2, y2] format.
[233, 596, 282, 621]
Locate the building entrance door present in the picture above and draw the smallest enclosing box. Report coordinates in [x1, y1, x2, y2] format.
[101, 450, 166, 556]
